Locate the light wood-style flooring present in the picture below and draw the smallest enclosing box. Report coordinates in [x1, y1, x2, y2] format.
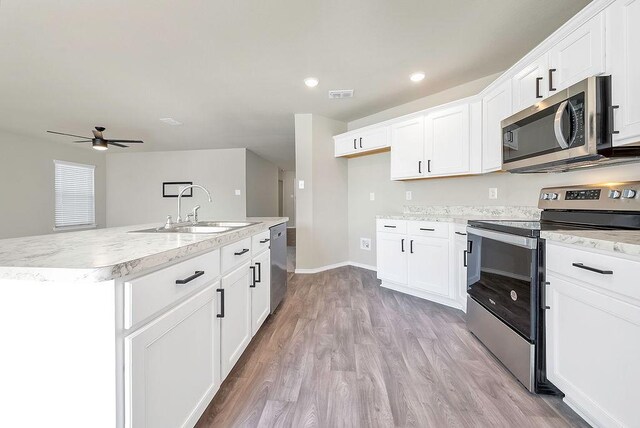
[195, 266, 588, 428]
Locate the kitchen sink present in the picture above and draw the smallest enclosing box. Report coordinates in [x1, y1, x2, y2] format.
[130, 221, 258, 234]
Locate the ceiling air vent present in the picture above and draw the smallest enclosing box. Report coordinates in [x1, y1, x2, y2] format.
[328, 89, 354, 99]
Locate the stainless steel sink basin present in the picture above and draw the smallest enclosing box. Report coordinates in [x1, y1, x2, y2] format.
[130, 221, 259, 234]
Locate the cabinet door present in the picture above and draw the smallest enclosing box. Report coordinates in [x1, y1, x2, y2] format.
[545, 274, 640, 428]
[376, 232, 408, 285]
[390, 116, 425, 180]
[453, 234, 468, 311]
[512, 55, 548, 112]
[251, 250, 271, 337]
[220, 263, 252, 379]
[360, 126, 390, 151]
[425, 104, 470, 176]
[548, 12, 605, 94]
[125, 285, 220, 428]
[407, 236, 450, 297]
[334, 135, 358, 157]
[482, 80, 512, 172]
[607, 0, 640, 146]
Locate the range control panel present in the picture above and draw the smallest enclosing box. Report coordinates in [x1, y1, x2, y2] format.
[539, 181, 640, 211]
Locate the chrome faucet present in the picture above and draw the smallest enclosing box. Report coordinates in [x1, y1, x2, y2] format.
[177, 185, 212, 223]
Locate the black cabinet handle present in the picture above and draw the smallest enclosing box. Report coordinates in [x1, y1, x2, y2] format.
[420, 228, 435, 231]
[463, 250, 468, 267]
[256, 262, 262, 283]
[359, 137, 363, 148]
[175, 270, 205, 284]
[610, 105, 620, 135]
[234, 248, 249, 256]
[216, 288, 225, 318]
[418, 160, 422, 174]
[354, 138, 357, 150]
[384, 225, 396, 228]
[250, 266, 256, 288]
[455, 232, 467, 236]
[427, 160, 431, 173]
[548, 69, 556, 91]
[536, 77, 543, 98]
[401, 239, 405, 253]
[410, 240, 414, 254]
[572, 262, 613, 275]
[259, 238, 270, 244]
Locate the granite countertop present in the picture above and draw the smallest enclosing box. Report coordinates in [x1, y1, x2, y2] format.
[0, 217, 288, 283]
[541, 230, 640, 258]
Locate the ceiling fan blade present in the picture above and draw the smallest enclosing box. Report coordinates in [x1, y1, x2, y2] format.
[47, 130, 92, 139]
[73, 140, 92, 143]
[106, 139, 144, 144]
[108, 142, 129, 148]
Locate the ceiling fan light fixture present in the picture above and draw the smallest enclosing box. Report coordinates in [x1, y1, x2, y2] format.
[92, 139, 108, 151]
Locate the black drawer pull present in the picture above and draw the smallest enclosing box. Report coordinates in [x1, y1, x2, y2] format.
[420, 228, 435, 231]
[572, 263, 613, 275]
[175, 270, 204, 284]
[455, 232, 467, 236]
[250, 266, 256, 288]
[256, 262, 262, 283]
[234, 248, 250, 256]
[216, 288, 225, 318]
[463, 250, 468, 267]
[384, 225, 396, 228]
[259, 238, 270, 244]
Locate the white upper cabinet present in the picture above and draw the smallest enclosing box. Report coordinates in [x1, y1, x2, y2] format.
[548, 13, 605, 94]
[425, 103, 470, 176]
[482, 80, 512, 172]
[334, 126, 390, 158]
[390, 116, 425, 180]
[512, 55, 549, 113]
[607, 0, 640, 146]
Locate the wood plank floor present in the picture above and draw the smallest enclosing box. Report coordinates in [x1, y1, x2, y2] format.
[195, 266, 589, 428]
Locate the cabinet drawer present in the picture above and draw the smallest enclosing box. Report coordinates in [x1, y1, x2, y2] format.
[407, 221, 449, 238]
[252, 230, 271, 256]
[222, 237, 252, 274]
[546, 243, 640, 302]
[124, 250, 220, 329]
[376, 219, 407, 234]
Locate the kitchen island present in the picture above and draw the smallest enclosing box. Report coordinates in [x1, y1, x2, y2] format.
[0, 217, 287, 428]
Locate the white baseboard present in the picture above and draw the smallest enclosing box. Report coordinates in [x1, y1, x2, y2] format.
[294, 261, 377, 275]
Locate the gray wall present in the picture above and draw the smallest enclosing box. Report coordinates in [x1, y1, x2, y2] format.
[106, 148, 247, 227]
[295, 114, 348, 270]
[0, 131, 106, 239]
[246, 149, 279, 217]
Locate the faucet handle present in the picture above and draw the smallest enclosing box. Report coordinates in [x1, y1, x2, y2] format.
[192, 205, 201, 223]
[164, 215, 174, 229]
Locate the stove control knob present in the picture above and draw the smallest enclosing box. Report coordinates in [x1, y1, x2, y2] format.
[609, 189, 622, 199]
[541, 193, 550, 200]
[621, 189, 637, 199]
[548, 192, 559, 200]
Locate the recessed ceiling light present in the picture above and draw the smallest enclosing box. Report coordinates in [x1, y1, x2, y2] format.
[410, 72, 425, 82]
[304, 77, 319, 88]
[159, 118, 183, 126]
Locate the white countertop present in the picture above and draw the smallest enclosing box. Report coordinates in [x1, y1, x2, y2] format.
[0, 217, 288, 282]
[377, 205, 541, 225]
[376, 214, 540, 225]
[541, 230, 640, 258]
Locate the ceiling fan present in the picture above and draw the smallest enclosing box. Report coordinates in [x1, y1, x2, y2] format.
[46, 126, 144, 151]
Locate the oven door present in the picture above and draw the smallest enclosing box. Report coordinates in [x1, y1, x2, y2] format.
[466, 227, 538, 341]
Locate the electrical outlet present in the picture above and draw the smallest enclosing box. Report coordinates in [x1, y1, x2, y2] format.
[369, 192, 375, 201]
[360, 238, 371, 251]
[489, 187, 498, 199]
[298, 180, 305, 189]
[406, 191, 412, 201]
[235, 189, 241, 196]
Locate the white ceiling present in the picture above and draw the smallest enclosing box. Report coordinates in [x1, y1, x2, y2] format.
[0, 0, 590, 170]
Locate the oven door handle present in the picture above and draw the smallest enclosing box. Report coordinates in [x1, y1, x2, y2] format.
[466, 227, 538, 249]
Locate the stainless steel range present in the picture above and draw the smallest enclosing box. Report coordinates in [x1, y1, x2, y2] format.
[465, 181, 640, 394]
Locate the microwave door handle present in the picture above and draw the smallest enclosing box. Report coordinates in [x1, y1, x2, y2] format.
[554, 100, 570, 149]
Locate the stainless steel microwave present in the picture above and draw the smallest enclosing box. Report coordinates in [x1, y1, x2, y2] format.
[501, 76, 640, 173]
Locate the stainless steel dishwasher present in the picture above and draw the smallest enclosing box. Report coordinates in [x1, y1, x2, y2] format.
[270, 222, 287, 313]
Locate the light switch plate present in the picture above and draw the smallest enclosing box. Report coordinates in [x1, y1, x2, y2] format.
[298, 180, 305, 189]
[489, 188, 498, 199]
[235, 189, 241, 196]
[369, 192, 375, 201]
[406, 191, 412, 201]
[360, 238, 371, 251]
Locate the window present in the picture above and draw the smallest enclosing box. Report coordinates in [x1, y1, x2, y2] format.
[54, 160, 96, 229]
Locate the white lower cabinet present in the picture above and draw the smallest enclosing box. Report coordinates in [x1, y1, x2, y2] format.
[545, 243, 640, 428]
[250, 249, 271, 337]
[220, 262, 252, 379]
[125, 285, 220, 428]
[376, 220, 460, 310]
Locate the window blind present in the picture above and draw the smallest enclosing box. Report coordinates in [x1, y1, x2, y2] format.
[54, 160, 96, 229]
